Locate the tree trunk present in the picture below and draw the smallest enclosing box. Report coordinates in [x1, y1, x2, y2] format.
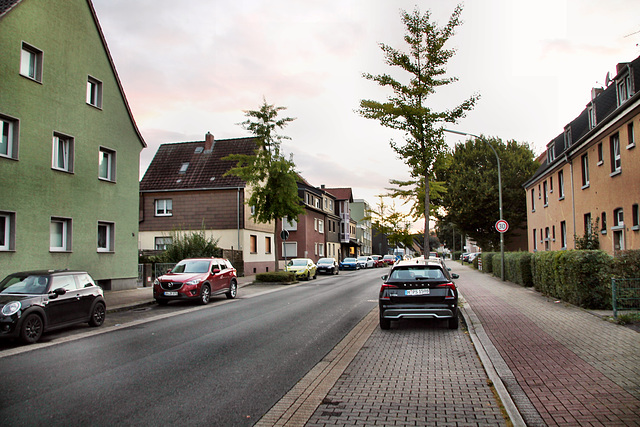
[424, 174, 430, 255]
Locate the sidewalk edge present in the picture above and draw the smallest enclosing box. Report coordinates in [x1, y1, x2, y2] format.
[459, 292, 527, 427]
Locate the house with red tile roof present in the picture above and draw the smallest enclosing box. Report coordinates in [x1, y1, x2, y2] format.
[139, 133, 276, 275]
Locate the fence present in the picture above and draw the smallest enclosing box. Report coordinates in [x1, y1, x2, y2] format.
[612, 278, 640, 318]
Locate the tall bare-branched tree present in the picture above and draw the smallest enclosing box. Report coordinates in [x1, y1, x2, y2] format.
[359, 5, 478, 254]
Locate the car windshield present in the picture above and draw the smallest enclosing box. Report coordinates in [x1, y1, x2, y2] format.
[383, 255, 395, 260]
[289, 259, 308, 266]
[357, 257, 367, 261]
[317, 258, 333, 264]
[172, 260, 210, 274]
[343, 258, 356, 263]
[389, 267, 446, 281]
[0, 274, 50, 294]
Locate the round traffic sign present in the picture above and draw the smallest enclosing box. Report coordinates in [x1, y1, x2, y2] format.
[495, 219, 509, 233]
[280, 229, 290, 240]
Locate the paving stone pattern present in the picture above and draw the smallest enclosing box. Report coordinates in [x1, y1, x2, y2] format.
[306, 319, 507, 426]
[455, 264, 640, 427]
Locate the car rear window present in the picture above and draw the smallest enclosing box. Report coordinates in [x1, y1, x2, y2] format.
[389, 267, 445, 281]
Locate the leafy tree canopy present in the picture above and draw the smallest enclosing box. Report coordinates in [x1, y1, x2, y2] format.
[440, 136, 538, 250]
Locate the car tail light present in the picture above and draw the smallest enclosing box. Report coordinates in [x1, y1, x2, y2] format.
[437, 282, 457, 299]
[379, 283, 398, 300]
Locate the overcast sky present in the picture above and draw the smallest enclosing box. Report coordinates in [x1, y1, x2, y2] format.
[92, 0, 640, 222]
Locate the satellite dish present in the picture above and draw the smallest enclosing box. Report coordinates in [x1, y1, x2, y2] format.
[605, 71, 611, 87]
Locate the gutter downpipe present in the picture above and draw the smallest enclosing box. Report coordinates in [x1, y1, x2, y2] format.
[237, 188, 241, 251]
[566, 153, 576, 248]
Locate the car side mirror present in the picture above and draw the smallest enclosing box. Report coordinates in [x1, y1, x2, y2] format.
[49, 288, 66, 299]
[381, 275, 388, 281]
[212, 268, 221, 274]
[451, 273, 460, 279]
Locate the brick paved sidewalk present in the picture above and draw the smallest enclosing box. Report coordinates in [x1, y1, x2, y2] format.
[305, 311, 507, 426]
[452, 263, 640, 426]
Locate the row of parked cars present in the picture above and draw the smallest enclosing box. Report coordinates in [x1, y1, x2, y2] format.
[0, 257, 240, 344]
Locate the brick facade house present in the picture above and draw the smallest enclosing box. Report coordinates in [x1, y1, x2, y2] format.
[524, 56, 640, 254]
[139, 133, 276, 275]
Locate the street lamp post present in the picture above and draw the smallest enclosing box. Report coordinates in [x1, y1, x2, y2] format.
[444, 129, 505, 281]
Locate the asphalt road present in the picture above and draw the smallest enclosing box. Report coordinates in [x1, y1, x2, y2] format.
[0, 268, 383, 426]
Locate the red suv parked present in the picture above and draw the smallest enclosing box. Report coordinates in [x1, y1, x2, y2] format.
[154, 258, 238, 305]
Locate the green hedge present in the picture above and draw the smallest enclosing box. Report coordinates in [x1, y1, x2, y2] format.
[255, 271, 296, 283]
[475, 249, 640, 309]
[531, 250, 612, 309]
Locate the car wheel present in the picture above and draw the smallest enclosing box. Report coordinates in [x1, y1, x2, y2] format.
[448, 315, 459, 330]
[88, 302, 106, 327]
[20, 313, 43, 344]
[305, 272, 310, 281]
[156, 299, 168, 306]
[313, 271, 317, 280]
[200, 284, 211, 305]
[226, 281, 237, 299]
[335, 268, 339, 275]
[379, 316, 391, 330]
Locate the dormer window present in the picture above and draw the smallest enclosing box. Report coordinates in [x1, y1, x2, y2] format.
[588, 104, 596, 129]
[563, 126, 572, 149]
[616, 72, 632, 106]
[546, 143, 555, 163]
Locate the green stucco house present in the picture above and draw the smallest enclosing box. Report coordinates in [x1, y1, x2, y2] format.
[0, 0, 146, 290]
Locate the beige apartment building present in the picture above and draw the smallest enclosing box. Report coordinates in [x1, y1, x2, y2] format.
[524, 56, 640, 255]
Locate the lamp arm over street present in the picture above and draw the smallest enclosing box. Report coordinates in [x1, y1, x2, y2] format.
[443, 129, 505, 281]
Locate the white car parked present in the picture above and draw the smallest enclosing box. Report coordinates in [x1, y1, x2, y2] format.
[357, 256, 375, 269]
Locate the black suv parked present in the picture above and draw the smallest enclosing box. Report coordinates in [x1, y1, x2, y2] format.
[0, 270, 106, 344]
[379, 258, 459, 330]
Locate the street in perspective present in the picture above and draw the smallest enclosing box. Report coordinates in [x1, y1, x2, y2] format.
[2, 262, 638, 426]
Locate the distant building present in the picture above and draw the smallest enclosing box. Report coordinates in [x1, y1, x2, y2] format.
[524, 56, 640, 254]
[351, 199, 372, 255]
[0, 0, 146, 289]
[324, 188, 360, 258]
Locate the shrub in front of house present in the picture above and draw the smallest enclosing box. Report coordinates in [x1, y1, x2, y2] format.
[611, 250, 640, 278]
[255, 271, 296, 283]
[532, 250, 612, 309]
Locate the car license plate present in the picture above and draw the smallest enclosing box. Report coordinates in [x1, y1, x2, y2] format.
[164, 291, 178, 296]
[405, 289, 430, 296]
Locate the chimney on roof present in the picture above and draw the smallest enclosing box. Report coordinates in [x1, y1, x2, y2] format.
[205, 132, 215, 151]
[321, 184, 325, 189]
[591, 87, 604, 100]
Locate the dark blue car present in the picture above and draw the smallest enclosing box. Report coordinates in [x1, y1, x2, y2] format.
[339, 257, 359, 270]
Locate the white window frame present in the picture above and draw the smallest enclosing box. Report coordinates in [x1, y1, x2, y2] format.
[610, 133, 621, 175]
[319, 243, 324, 257]
[0, 113, 19, 160]
[86, 76, 103, 108]
[52, 132, 74, 172]
[0, 211, 16, 251]
[558, 170, 565, 199]
[627, 122, 635, 149]
[99, 147, 116, 182]
[543, 181, 548, 207]
[581, 154, 589, 188]
[97, 221, 114, 252]
[617, 74, 632, 106]
[50, 217, 72, 252]
[533, 229, 537, 251]
[20, 42, 43, 82]
[588, 105, 595, 129]
[283, 217, 297, 231]
[155, 199, 173, 216]
[265, 236, 272, 254]
[560, 221, 567, 249]
[283, 241, 297, 258]
[319, 219, 324, 234]
[155, 236, 172, 250]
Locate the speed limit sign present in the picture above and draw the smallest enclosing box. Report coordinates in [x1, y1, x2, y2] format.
[495, 219, 509, 233]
